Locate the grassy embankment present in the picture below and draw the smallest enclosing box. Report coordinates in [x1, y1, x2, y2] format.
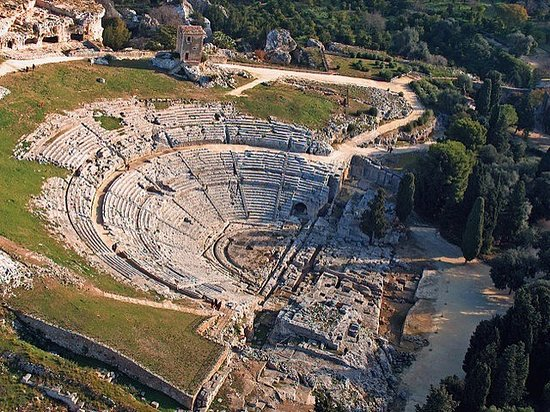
[12, 280, 223, 395]
[0, 318, 169, 411]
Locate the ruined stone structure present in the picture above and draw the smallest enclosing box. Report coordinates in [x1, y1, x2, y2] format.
[273, 270, 383, 350]
[176, 25, 205, 65]
[349, 155, 402, 192]
[19, 99, 338, 305]
[17, 88, 415, 410]
[0, 0, 104, 50]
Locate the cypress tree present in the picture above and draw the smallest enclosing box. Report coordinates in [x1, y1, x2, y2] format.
[462, 197, 485, 262]
[462, 362, 492, 411]
[488, 70, 503, 111]
[476, 79, 492, 117]
[361, 188, 389, 244]
[396, 172, 415, 223]
[497, 180, 531, 243]
[491, 343, 529, 407]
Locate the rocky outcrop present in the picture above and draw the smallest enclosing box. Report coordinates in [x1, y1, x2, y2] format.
[139, 13, 160, 35]
[151, 51, 180, 71]
[307, 38, 324, 50]
[95, 0, 121, 19]
[188, 0, 212, 14]
[0, 250, 32, 297]
[265, 29, 297, 65]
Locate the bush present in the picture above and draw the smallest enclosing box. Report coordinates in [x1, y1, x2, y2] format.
[153, 25, 177, 50]
[102, 18, 131, 51]
[378, 69, 394, 81]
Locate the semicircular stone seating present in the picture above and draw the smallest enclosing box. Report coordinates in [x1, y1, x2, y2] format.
[23, 99, 339, 303]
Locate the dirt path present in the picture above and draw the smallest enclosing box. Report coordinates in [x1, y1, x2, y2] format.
[85, 285, 215, 317]
[217, 63, 425, 162]
[398, 225, 512, 411]
[219, 63, 416, 96]
[0, 55, 83, 77]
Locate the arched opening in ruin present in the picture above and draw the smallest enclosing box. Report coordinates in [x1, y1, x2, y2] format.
[184, 52, 190, 61]
[43, 36, 59, 44]
[71, 33, 84, 41]
[25, 38, 38, 45]
[291, 202, 308, 217]
[7, 40, 14, 49]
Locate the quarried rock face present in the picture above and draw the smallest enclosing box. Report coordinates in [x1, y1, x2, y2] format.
[265, 28, 296, 65]
[0, 0, 105, 50]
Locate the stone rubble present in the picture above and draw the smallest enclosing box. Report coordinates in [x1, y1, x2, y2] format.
[0, 250, 32, 297]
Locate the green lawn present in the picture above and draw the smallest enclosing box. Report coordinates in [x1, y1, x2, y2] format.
[234, 82, 337, 129]
[11, 281, 223, 395]
[379, 151, 424, 172]
[98, 114, 123, 130]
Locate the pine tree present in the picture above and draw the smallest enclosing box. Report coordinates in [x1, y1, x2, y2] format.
[361, 188, 388, 244]
[489, 248, 538, 292]
[462, 197, 484, 262]
[447, 116, 487, 150]
[476, 79, 492, 117]
[462, 362, 492, 411]
[415, 385, 458, 412]
[396, 172, 415, 223]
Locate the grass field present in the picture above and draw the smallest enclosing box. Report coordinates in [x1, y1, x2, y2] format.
[233, 82, 337, 129]
[10, 279, 223, 395]
[98, 114, 123, 130]
[327, 54, 398, 80]
[379, 151, 424, 172]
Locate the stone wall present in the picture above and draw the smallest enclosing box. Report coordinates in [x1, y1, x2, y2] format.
[348, 155, 401, 192]
[14, 311, 195, 409]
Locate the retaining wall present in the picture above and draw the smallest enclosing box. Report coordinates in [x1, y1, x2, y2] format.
[349, 155, 401, 192]
[14, 311, 195, 408]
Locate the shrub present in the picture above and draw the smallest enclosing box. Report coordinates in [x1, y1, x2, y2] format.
[102, 18, 131, 51]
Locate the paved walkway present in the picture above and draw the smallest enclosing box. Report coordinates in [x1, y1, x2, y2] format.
[398, 225, 512, 411]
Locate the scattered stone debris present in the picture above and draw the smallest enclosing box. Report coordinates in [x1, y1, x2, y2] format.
[0, 86, 11, 100]
[0, 250, 32, 297]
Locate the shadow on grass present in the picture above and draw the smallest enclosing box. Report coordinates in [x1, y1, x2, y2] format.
[107, 58, 158, 71]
